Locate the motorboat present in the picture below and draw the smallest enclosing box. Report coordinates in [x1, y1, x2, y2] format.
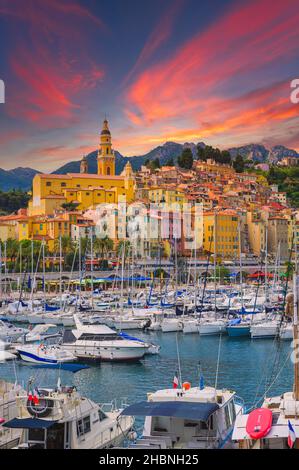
[61, 315, 147, 361]
[16, 344, 76, 365]
[122, 383, 244, 449]
[0, 320, 28, 342]
[3, 385, 134, 449]
[0, 381, 25, 449]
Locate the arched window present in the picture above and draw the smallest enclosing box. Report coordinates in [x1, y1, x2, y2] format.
[107, 166, 111, 176]
[106, 148, 109, 154]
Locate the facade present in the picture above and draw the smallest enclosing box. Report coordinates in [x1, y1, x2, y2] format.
[28, 119, 135, 216]
[267, 217, 289, 260]
[203, 211, 239, 259]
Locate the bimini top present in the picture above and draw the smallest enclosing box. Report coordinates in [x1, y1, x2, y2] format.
[121, 401, 219, 421]
[3, 418, 57, 429]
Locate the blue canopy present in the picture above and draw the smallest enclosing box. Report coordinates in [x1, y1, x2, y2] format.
[3, 418, 57, 429]
[121, 401, 219, 421]
[119, 332, 145, 343]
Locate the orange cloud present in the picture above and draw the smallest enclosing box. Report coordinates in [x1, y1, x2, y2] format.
[2, 0, 106, 127]
[124, 0, 299, 147]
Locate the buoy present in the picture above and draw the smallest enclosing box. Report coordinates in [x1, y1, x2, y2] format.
[246, 408, 272, 440]
[182, 382, 191, 391]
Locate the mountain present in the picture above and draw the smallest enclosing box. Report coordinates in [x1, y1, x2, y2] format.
[228, 144, 299, 163]
[53, 141, 203, 175]
[0, 167, 40, 191]
[0, 141, 298, 192]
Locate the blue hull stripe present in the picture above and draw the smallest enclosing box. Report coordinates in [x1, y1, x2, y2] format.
[18, 350, 58, 364]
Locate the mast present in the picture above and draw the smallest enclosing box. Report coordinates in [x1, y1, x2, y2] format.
[90, 228, 94, 310]
[294, 272, 299, 401]
[59, 235, 62, 310]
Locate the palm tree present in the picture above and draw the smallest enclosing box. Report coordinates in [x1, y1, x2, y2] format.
[94, 236, 114, 258]
[117, 240, 131, 259]
[54, 235, 74, 255]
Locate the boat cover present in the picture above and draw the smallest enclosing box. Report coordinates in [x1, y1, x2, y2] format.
[121, 401, 219, 421]
[3, 418, 57, 429]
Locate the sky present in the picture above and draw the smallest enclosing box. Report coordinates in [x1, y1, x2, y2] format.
[0, 0, 299, 172]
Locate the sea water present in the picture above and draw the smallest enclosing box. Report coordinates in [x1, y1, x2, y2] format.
[0, 331, 293, 412]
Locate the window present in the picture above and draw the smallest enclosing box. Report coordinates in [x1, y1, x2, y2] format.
[61, 182, 66, 187]
[98, 409, 107, 422]
[77, 415, 91, 437]
[107, 167, 111, 176]
[46, 182, 51, 187]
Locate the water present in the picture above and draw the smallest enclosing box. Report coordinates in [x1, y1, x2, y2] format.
[0, 332, 294, 413]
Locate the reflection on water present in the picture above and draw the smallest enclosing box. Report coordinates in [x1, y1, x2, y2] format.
[0, 331, 293, 411]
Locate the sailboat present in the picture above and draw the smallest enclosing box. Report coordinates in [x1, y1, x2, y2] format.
[232, 273, 299, 449]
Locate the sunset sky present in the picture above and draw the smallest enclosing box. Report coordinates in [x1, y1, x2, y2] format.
[0, 0, 299, 171]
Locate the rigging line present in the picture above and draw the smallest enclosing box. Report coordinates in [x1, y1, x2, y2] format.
[214, 332, 222, 391]
[266, 233, 294, 390]
[247, 348, 292, 412]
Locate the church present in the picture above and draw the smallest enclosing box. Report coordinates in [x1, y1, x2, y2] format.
[28, 119, 135, 216]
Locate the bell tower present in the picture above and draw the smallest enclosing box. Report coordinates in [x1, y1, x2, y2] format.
[97, 118, 115, 176]
[80, 155, 88, 174]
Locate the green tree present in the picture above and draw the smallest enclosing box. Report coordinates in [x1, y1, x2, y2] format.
[197, 145, 207, 161]
[233, 154, 245, 173]
[178, 148, 193, 169]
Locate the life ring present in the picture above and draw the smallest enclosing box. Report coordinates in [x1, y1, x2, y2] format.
[26, 398, 53, 418]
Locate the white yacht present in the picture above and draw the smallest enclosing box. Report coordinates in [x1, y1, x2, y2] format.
[61, 315, 147, 361]
[0, 320, 28, 342]
[0, 381, 25, 449]
[16, 344, 76, 365]
[3, 385, 134, 449]
[122, 384, 244, 449]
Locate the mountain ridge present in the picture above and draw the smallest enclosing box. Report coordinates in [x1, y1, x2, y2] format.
[0, 142, 297, 190]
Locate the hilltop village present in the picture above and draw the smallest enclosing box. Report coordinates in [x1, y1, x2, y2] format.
[0, 119, 298, 265]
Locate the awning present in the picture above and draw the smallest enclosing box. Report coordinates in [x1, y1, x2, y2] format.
[3, 418, 57, 429]
[121, 401, 219, 421]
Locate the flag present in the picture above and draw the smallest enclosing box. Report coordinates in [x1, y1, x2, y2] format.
[173, 372, 179, 389]
[288, 420, 296, 448]
[33, 389, 39, 406]
[28, 390, 33, 402]
[199, 374, 205, 390]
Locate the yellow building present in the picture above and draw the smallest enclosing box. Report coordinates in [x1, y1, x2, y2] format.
[147, 186, 188, 206]
[28, 119, 135, 216]
[203, 210, 239, 259]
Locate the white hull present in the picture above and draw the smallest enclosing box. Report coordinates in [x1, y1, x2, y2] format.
[161, 320, 183, 333]
[199, 322, 226, 336]
[183, 321, 199, 334]
[250, 324, 279, 339]
[62, 342, 147, 361]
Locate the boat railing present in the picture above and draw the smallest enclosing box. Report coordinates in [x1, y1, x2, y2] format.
[234, 395, 245, 412]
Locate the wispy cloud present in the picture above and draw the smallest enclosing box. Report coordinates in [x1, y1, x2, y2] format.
[123, 0, 185, 86]
[123, 0, 299, 149]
